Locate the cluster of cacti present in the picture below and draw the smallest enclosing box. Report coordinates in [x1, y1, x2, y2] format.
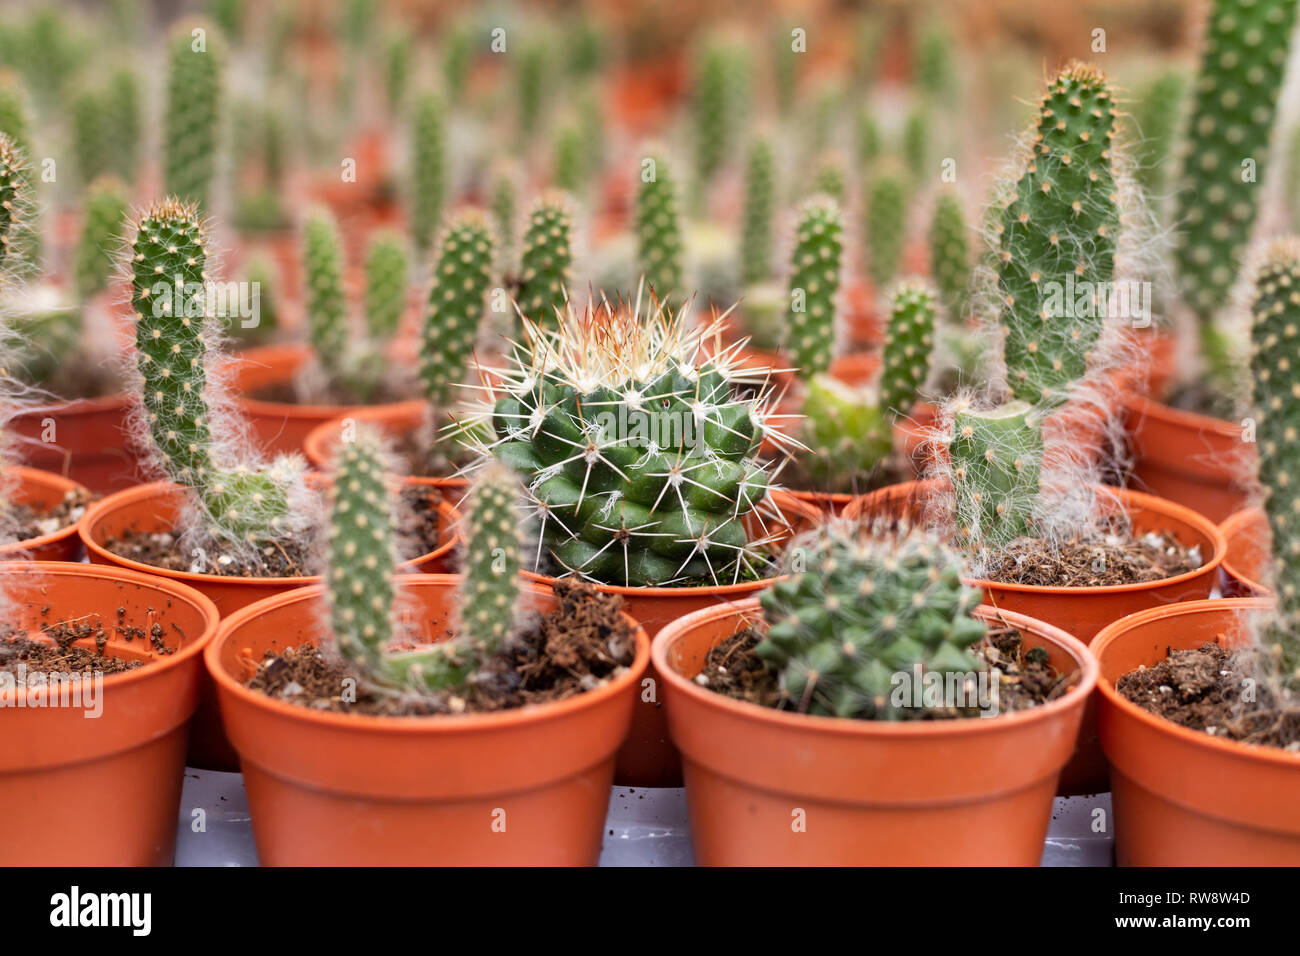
[418, 211, 495, 410]
[475, 293, 786, 587]
[928, 191, 970, 317]
[866, 170, 905, 287]
[786, 195, 844, 378]
[164, 24, 223, 209]
[757, 525, 987, 719]
[516, 194, 574, 330]
[325, 431, 525, 693]
[635, 152, 685, 298]
[947, 62, 1120, 551]
[1173, 0, 1298, 383]
[411, 92, 447, 252]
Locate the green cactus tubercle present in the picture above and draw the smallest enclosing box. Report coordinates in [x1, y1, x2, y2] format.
[516, 195, 574, 330]
[418, 211, 495, 410]
[757, 527, 987, 719]
[786, 195, 843, 379]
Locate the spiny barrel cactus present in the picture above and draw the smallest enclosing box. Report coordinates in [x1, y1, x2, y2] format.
[75, 177, 129, 300]
[364, 230, 408, 341]
[129, 199, 294, 544]
[164, 23, 223, 209]
[866, 169, 905, 286]
[740, 136, 776, 286]
[636, 152, 684, 299]
[929, 191, 970, 317]
[948, 62, 1120, 550]
[786, 194, 844, 379]
[411, 91, 446, 252]
[1174, 0, 1298, 382]
[418, 210, 495, 410]
[756, 525, 987, 719]
[1247, 238, 1300, 681]
[475, 292, 789, 587]
[516, 194, 574, 330]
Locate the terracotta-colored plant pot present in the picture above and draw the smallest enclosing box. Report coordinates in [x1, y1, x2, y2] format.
[8, 393, 137, 492]
[892, 401, 942, 476]
[654, 600, 1097, 865]
[1121, 327, 1176, 401]
[0, 561, 220, 865]
[228, 343, 412, 457]
[845, 479, 1226, 795]
[1121, 393, 1257, 524]
[1094, 598, 1300, 865]
[844, 279, 881, 348]
[0, 466, 90, 562]
[302, 400, 469, 506]
[206, 575, 649, 865]
[1219, 507, 1270, 597]
[78, 480, 460, 771]
[522, 490, 822, 789]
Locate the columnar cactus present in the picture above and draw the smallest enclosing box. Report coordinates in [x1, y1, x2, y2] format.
[635, 152, 684, 298]
[756, 526, 987, 719]
[164, 24, 223, 209]
[475, 292, 788, 587]
[914, 21, 955, 99]
[0, 134, 25, 284]
[516, 194, 574, 330]
[692, 40, 733, 192]
[866, 170, 905, 286]
[879, 282, 937, 416]
[740, 136, 775, 286]
[856, 107, 881, 170]
[303, 207, 349, 385]
[929, 191, 970, 316]
[384, 31, 410, 115]
[75, 177, 129, 300]
[1173, 0, 1298, 380]
[418, 210, 495, 409]
[947, 62, 1120, 550]
[903, 107, 929, 178]
[552, 121, 584, 195]
[1130, 69, 1186, 204]
[786, 195, 843, 379]
[515, 39, 548, 147]
[364, 231, 409, 341]
[72, 86, 108, 185]
[490, 162, 519, 276]
[106, 65, 142, 185]
[411, 91, 446, 252]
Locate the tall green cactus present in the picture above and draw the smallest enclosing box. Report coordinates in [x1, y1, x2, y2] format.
[757, 526, 987, 719]
[856, 107, 882, 171]
[418, 211, 495, 409]
[75, 177, 129, 300]
[515, 38, 548, 147]
[1173, 0, 1299, 383]
[489, 161, 518, 275]
[516, 194, 574, 330]
[740, 136, 775, 286]
[364, 230, 409, 340]
[552, 120, 584, 195]
[914, 21, 955, 99]
[880, 282, 937, 415]
[903, 107, 930, 179]
[866, 170, 905, 287]
[1130, 68, 1187, 204]
[947, 62, 1120, 550]
[384, 31, 410, 115]
[106, 65, 142, 185]
[635, 152, 684, 298]
[691, 39, 735, 193]
[72, 86, 108, 185]
[786, 195, 843, 379]
[164, 23, 223, 209]
[0, 134, 25, 285]
[929, 191, 970, 316]
[411, 91, 446, 252]
[303, 207, 349, 384]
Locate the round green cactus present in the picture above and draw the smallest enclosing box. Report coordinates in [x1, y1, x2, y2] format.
[516, 194, 574, 331]
[929, 191, 970, 317]
[418, 210, 495, 410]
[475, 294, 788, 587]
[164, 24, 223, 209]
[364, 230, 409, 341]
[880, 281, 936, 417]
[756, 526, 987, 719]
[635, 152, 684, 299]
[786, 194, 844, 379]
[75, 177, 128, 301]
[740, 136, 776, 286]
[866, 170, 905, 287]
[411, 91, 446, 252]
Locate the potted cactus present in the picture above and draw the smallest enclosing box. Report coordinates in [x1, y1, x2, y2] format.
[651, 522, 1097, 864]
[1094, 238, 1300, 864]
[205, 430, 649, 864]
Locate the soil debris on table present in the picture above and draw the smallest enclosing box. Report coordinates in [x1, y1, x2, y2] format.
[246, 580, 636, 716]
[9, 487, 92, 543]
[1118, 641, 1300, 751]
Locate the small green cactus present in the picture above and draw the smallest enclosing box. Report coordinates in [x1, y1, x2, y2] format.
[866, 170, 905, 287]
[786, 195, 844, 379]
[929, 191, 970, 317]
[364, 230, 409, 341]
[441, 20, 472, 103]
[903, 107, 930, 179]
[489, 161, 519, 276]
[914, 21, 955, 99]
[691, 39, 737, 193]
[164, 23, 224, 209]
[0, 134, 26, 283]
[411, 91, 447, 252]
[239, 256, 279, 346]
[75, 177, 128, 301]
[303, 207, 350, 384]
[798, 375, 892, 490]
[552, 120, 584, 195]
[856, 107, 881, 171]
[810, 152, 848, 205]
[880, 282, 937, 416]
[635, 152, 684, 299]
[1130, 68, 1186, 204]
[1174, 0, 1299, 383]
[105, 65, 142, 185]
[740, 136, 776, 286]
[418, 210, 495, 410]
[515, 38, 548, 147]
[516, 194, 574, 331]
[71, 85, 109, 185]
[757, 526, 987, 719]
[384, 31, 411, 115]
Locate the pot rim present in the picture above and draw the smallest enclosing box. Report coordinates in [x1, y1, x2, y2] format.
[652, 597, 1098, 738]
[77, 479, 459, 586]
[227, 342, 401, 419]
[204, 573, 650, 734]
[0, 465, 91, 556]
[0, 559, 221, 690]
[1092, 597, 1300, 770]
[847, 479, 1227, 597]
[302, 402, 470, 493]
[1120, 391, 1239, 436]
[10, 391, 133, 416]
[1219, 506, 1270, 595]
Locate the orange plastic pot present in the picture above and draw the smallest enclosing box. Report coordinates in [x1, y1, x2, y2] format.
[845, 479, 1225, 795]
[522, 490, 822, 789]
[1122, 393, 1257, 524]
[9, 393, 137, 492]
[0, 561, 220, 865]
[78, 480, 460, 770]
[1094, 598, 1300, 865]
[654, 600, 1096, 865]
[207, 576, 649, 865]
[1219, 507, 1270, 596]
[844, 279, 881, 348]
[892, 401, 942, 477]
[0, 466, 90, 562]
[303, 400, 469, 506]
[1121, 327, 1176, 401]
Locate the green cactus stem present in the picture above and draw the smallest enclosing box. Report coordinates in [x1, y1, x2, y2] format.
[798, 374, 892, 490]
[516, 194, 574, 331]
[384, 31, 410, 115]
[903, 107, 929, 179]
[866, 169, 905, 287]
[552, 120, 584, 195]
[411, 91, 447, 252]
[856, 107, 881, 172]
[949, 400, 1043, 546]
[811, 152, 848, 205]
[786, 195, 844, 379]
[756, 526, 987, 719]
[75, 177, 129, 301]
[106, 65, 142, 185]
[880, 281, 937, 416]
[303, 207, 349, 387]
[740, 136, 776, 286]
[364, 230, 409, 341]
[929, 192, 970, 317]
[418, 210, 495, 410]
[0, 134, 25, 281]
[635, 152, 684, 299]
[1130, 69, 1186, 205]
[164, 24, 223, 209]
[914, 21, 955, 99]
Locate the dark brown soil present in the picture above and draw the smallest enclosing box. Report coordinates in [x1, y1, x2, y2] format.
[1164, 382, 1239, 422]
[698, 624, 1074, 719]
[9, 487, 93, 543]
[104, 486, 445, 578]
[246, 580, 636, 716]
[39, 361, 123, 403]
[1118, 641, 1300, 751]
[0, 606, 178, 677]
[981, 525, 1201, 587]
